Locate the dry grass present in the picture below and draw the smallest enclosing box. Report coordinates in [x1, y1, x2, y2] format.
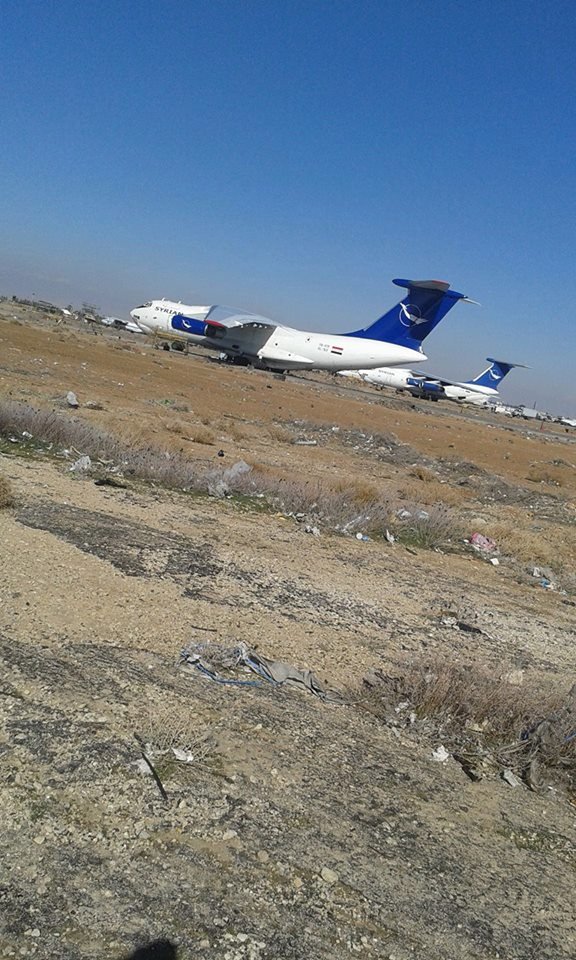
[527, 461, 576, 490]
[0, 399, 205, 491]
[360, 657, 576, 788]
[140, 701, 217, 760]
[218, 418, 250, 441]
[394, 503, 465, 550]
[267, 423, 294, 443]
[185, 425, 215, 445]
[488, 520, 575, 572]
[163, 419, 189, 436]
[410, 464, 437, 482]
[0, 472, 15, 508]
[399, 477, 469, 507]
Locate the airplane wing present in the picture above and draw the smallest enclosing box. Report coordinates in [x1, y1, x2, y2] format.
[204, 305, 277, 332]
[406, 371, 468, 390]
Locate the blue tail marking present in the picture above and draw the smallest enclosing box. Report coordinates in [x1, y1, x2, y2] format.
[467, 358, 521, 388]
[345, 279, 469, 348]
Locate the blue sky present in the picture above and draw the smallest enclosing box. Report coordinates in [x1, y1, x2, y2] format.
[1, 0, 575, 414]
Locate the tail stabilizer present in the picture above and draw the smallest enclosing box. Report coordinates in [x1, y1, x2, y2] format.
[345, 279, 472, 348]
[467, 358, 527, 388]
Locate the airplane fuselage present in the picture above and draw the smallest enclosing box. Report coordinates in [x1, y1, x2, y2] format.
[354, 367, 496, 405]
[131, 299, 427, 371]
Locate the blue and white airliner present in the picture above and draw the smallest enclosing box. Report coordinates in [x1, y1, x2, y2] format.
[343, 358, 526, 405]
[130, 278, 474, 373]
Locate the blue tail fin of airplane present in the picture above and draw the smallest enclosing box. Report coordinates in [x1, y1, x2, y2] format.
[345, 279, 470, 347]
[467, 358, 524, 388]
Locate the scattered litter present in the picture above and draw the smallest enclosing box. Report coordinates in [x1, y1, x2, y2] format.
[431, 745, 450, 763]
[180, 641, 343, 703]
[134, 758, 153, 776]
[470, 532, 498, 554]
[22, 430, 33, 439]
[489, 557, 500, 566]
[133, 733, 168, 802]
[208, 479, 229, 498]
[305, 525, 320, 536]
[85, 400, 104, 410]
[355, 532, 370, 541]
[454, 753, 484, 782]
[171, 747, 195, 764]
[397, 508, 412, 520]
[502, 768, 523, 788]
[208, 459, 251, 498]
[66, 391, 79, 408]
[438, 612, 488, 636]
[293, 439, 318, 446]
[94, 475, 128, 488]
[385, 529, 395, 544]
[69, 455, 91, 473]
[222, 459, 251, 482]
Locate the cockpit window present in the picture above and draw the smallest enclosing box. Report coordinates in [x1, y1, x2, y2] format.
[135, 302, 152, 309]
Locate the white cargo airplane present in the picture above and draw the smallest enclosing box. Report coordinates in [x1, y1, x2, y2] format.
[342, 358, 526, 406]
[130, 278, 473, 372]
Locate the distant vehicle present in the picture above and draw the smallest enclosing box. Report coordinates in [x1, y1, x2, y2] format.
[130, 278, 474, 372]
[343, 358, 525, 406]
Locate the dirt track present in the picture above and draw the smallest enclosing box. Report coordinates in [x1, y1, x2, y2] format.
[1, 307, 575, 959]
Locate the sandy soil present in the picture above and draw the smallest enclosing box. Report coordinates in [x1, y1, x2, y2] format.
[0, 305, 575, 960]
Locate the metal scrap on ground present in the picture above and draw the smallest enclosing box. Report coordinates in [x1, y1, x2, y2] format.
[179, 641, 344, 703]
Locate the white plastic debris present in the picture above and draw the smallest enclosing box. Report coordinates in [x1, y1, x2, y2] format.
[502, 768, 522, 788]
[431, 745, 450, 763]
[385, 529, 395, 543]
[69, 455, 92, 473]
[134, 758, 153, 776]
[66, 391, 79, 408]
[488, 557, 500, 566]
[222, 459, 251, 482]
[172, 747, 195, 764]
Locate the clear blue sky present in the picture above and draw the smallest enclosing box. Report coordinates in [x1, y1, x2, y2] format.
[1, 0, 575, 414]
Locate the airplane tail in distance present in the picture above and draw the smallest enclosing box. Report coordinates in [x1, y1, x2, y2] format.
[467, 358, 526, 388]
[345, 279, 473, 347]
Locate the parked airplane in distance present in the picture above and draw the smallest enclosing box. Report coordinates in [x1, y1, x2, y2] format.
[342, 358, 525, 406]
[130, 278, 474, 372]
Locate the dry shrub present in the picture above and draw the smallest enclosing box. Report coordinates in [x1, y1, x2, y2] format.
[140, 701, 216, 758]
[163, 419, 188, 436]
[399, 477, 469, 507]
[0, 399, 205, 491]
[489, 520, 575, 571]
[268, 424, 294, 443]
[527, 462, 575, 490]
[185, 425, 215, 445]
[395, 503, 464, 550]
[332, 478, 380, 504]
[410, 464, 437, 482]
[0, 473, 15, 508]
[218, 419, 249, 441]
[361, 657, 576, 785]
